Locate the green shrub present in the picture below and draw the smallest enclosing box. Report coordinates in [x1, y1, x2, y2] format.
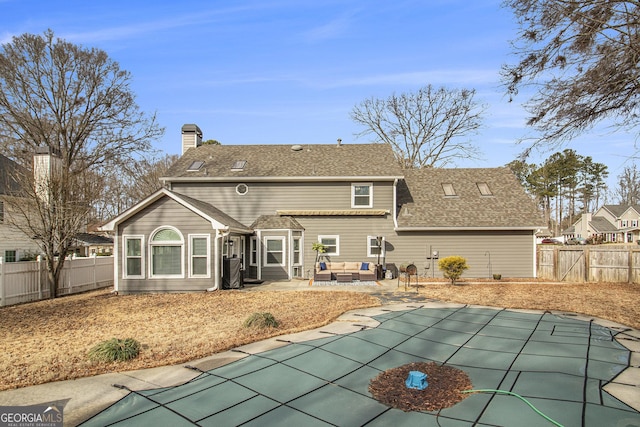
[88, 338, 141, 362]
[243, 312, 279, 329]
[438, 256, 469, 285]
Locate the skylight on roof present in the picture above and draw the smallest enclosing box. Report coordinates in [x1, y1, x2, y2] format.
[442, 183, 456, 196]
[187, 160, 204, 171]
[477, 182, 493, 196]
[231, 160, 247, 171]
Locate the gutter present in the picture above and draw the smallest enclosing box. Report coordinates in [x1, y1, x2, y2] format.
[161, 175, 404, 183]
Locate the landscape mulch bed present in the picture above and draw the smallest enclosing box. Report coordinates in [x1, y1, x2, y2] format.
[369, 362, 472, 412]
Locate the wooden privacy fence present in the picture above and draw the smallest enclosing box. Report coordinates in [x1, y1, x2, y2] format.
[0, 256, 114, 307]
[537, 246, 640, 283]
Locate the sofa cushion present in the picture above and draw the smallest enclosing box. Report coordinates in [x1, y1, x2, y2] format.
[343, 262, 360, 271]
[330, 262, 345, 271]
[319, 262, 327, 271]
[360, 262, 369, 270]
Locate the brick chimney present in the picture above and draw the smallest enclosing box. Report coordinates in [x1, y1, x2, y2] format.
[181, 124, 202, 155]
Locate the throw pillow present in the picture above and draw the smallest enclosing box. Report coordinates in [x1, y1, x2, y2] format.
[360, 262, 369, 270]
[320, 262, 327, 271]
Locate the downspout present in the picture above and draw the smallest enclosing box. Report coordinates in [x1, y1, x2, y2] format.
[393, 178, 399, 229]
[208, 228, 228, 291]
[113, 228, 119, 292]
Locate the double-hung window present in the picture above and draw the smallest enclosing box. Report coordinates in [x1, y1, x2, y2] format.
[250, 236, 258, 266]
[318, 235, 339, 256]
[293, 237, 301, 265]
[150, 227, 183, 277]
[264, 237, 285, 266]
[124, 236, 144, 278]
[367, 236, 385, 258]
[352, 183, 373, 208]
[189, 234, 210, 277]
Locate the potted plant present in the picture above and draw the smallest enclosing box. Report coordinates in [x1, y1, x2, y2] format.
[493, 274, 502, 280]
[312, 242, 327, 264]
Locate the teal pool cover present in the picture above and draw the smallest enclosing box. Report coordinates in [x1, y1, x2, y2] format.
[80, 306, 640, 426]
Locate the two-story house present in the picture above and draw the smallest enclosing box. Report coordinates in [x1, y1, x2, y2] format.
[0, 154, 41, 262]
[99, 124, 545, 294]
[563, 205, 640, 243]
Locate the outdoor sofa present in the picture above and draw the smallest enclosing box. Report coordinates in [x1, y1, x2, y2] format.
[314, 261, 377, 282]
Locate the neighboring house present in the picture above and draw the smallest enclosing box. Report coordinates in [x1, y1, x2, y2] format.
[563, 205, 640, 243]
[99, 124, 545, 294]
[0, 154, 41, 262]
[69, 233, 114, 257]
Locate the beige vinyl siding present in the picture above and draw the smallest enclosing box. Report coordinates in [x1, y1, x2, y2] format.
[171, 181, 395, 226]
[389, 230, 535, 278]
[117, 197, 216, 293]
[298, 214, 396, 277]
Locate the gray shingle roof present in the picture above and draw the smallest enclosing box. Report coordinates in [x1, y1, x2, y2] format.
[251, 215, 304, 230]
[589, 216, 618, 232]
[601, 204, 640, 218]
[165, 143, 403, 179]
[396, 167, 545, 228]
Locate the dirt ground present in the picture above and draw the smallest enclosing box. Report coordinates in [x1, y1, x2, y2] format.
[1, 281, 638, 391]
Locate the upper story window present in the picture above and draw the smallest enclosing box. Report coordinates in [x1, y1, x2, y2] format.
[352, 183, 373, 208]
[442, 183, 456, 196]
[621, 220, 628, 228]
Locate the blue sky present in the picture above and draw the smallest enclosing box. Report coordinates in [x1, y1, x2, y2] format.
[1, 0, 635, 189]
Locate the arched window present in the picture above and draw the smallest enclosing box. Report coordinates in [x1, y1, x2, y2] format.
[150, 227, 183, 277]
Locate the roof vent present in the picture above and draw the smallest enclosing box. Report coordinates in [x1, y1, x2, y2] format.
[291, 145, 303, 151]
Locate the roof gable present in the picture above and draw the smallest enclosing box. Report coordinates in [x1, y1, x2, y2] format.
[100, 188, 251, 233]
[165, 143, 403, 180]
[396, 167, 544, 229]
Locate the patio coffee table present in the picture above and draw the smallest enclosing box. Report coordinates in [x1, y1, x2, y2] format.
[336, 273, 352, 283]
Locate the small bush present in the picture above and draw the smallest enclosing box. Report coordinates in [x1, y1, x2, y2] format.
[243, 312, 279, 329]
[88, 338, 141, 362]
[438, 256, 469, 285]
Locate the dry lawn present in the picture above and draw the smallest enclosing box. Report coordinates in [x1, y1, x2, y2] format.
[0, 290, 379, 391]
[1, 281, 639, 391]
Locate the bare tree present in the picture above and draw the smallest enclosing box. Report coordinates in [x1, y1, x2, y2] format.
[502, 0, 640, 151]
[0, 30, 164, 297]
[93, 153, 179, 221]
[351, 85, 486, 168]
[614, 164, 640, 205]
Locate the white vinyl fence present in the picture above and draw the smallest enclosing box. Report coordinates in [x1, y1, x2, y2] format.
[0, 256, 114, 307]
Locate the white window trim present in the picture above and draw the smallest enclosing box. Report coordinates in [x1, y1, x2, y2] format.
[250, 236, 258, 266]
[292, 236, 302, 266]
[188, 234, 211, 278]
[318, 235, 340, 256]
[263, 236, 286, 267]
[149, 226, 184, 279]
[351, 183, 373, 208]
[123, 235, 145, 279]
[367, 236, 386, 258]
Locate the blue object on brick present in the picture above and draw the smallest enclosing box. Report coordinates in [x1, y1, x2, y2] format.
[405, 371, 428, 390]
